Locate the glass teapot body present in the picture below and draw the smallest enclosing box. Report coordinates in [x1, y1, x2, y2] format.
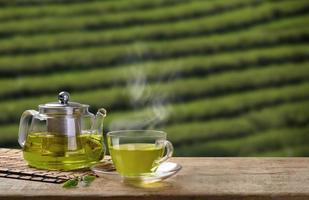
[18, 92, 107, 171]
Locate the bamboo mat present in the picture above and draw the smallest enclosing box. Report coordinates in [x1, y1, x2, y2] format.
[0, 148, 113, 184]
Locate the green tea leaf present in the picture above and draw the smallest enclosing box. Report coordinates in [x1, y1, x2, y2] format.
[62, 179, 78, 188]
[82, 175, 96, 185]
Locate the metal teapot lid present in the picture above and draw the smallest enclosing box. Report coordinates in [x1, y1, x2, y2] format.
[38, 91, 88, 115]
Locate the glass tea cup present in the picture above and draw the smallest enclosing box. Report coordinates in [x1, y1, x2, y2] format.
[107, 130, 173, 178]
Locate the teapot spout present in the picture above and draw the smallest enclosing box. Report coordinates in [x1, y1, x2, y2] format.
[94, 108, 107, 134]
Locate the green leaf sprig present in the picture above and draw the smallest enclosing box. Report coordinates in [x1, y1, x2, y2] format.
[62, 175, 96, 188]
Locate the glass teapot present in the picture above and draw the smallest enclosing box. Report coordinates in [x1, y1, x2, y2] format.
[18, 91, 107, 171]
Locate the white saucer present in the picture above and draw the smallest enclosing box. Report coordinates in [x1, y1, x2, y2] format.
[91, 161, 182, 184]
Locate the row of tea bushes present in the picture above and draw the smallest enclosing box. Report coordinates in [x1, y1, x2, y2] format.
[0, 42, 308, 96]
[1, 0, 302, 54]
[0, 61, 308, 124]
[167, 100, 309, 148]
[0, 0, 186, 21]
[0, 29, 308, 76]
[0, 0, 273, 37]
[105, 81, 309, 127]
[176, 126, 309, 156]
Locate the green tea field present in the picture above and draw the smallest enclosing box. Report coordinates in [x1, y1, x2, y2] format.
[0, 0, 308, 156]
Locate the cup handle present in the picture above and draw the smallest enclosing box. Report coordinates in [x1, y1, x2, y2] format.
[156, 140, 174, 164]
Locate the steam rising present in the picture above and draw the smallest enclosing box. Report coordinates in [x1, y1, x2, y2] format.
[108, 43, 178, 131]
[109, 66, 171, 130]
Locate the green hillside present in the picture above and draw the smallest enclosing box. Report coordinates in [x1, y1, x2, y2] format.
[0, 0, 308, 156]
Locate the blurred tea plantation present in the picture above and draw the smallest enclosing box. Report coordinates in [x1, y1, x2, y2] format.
[0, 0, 309, 156]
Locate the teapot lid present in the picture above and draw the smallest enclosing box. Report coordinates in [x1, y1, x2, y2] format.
[38, 91, 89, 115]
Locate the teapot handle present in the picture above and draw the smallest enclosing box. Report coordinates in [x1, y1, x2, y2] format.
[18, 110, 39, 148]
[94, 108, 107, 134]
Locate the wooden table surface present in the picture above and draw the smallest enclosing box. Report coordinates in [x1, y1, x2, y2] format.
[1, 157, 309, 200]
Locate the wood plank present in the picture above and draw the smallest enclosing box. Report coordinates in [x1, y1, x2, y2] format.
[0, 157, 309, 200]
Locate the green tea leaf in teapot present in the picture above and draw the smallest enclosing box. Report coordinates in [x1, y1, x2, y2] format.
[84, 135, 104, 160]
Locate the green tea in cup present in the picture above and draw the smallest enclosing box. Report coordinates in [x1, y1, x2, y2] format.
[107, 130, 173, 177]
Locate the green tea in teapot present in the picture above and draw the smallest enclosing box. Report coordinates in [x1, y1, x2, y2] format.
[23, 132, 104, 171]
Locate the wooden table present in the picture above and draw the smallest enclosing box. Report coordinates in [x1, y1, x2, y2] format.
[0, 157, 309, 200]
